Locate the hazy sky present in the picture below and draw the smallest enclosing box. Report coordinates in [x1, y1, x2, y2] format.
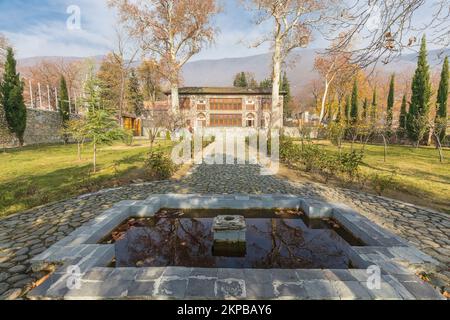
[0, 0, 442, 60]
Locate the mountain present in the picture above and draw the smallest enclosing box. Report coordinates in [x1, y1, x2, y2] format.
[181, 49, 320, 96]
[17, 48, 448, 97]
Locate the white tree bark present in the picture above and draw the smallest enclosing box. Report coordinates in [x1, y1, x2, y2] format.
[319, 80, 330, 124]
[271, 38, 282, 128]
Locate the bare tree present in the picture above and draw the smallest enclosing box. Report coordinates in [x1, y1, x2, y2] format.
[244, 0, 337, 128]
[111, 27, 140, 126]
[327, 0, 450, 68]
[109, 0, 220, 112]
[315, 39, 356, 124]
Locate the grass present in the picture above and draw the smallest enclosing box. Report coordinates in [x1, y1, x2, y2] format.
[0, 139, 174, 217]
[314, 140, 450, 213]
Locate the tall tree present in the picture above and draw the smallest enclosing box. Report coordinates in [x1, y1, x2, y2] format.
[111, 0, 220, 112]
[126, 68, 144, 117]
[281, 72, 292, 119]
[0, 48, 26, 146]
[344, 95, 351, 124]
[407, 36, 432, 144]
[399, 94, 408, 130]
[436, 56, 448, 142]
[362, 98, 369, 122]
[97, 53, 122, 113]
[371, 88, 378, 125]
[138, 59, 162, 104]
[315, 35, 354, 124]
[58, 76, 70, 125]
[350, 78, 359, 124]
[58, 75, 70, 143]
[245, 0, 334, 127]
[386, 74, 395, 131]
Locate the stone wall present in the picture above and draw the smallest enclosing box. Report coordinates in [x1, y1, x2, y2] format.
[4, 108, 78, 147]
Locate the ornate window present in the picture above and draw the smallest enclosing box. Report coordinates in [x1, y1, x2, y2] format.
[246, 113, 255, 127]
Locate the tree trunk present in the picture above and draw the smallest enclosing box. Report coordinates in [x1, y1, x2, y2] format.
[77, 142, 81, 161]
[171, 83, 179, 112]
[434, 134, 444, 163]
[93, 143, 97, 173]
[382, 134, 387, 162]
[319, 81, 329, 124]
[271, 39, 282, 128]
[118, 70, 126, 127]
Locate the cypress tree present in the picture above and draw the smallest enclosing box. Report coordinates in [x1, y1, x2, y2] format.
[0, 47, 26, 146]
[436, 56, 448, 141]
[386, 74, 395, 131]
[399, 94, 407, 130]
[350, 78, 359, 124]
[407, 35, 432, 142]
[126, 69, 144, 116]
[281, 72, 291, 118]
[58, 75, 70, 124]
[345, 95, 351, 124]
[362, 98, 368, 122]
[371, 88, 378, 125]
[336, 101, 342, 123]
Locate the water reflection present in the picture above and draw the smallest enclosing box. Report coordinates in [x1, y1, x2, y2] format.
[115, 218, 352, 269]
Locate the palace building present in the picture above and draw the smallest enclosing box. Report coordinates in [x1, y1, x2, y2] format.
[166, 87, 284, 129]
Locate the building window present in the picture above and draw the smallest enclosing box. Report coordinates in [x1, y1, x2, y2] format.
[210, 98, 242, 111]
[197, 113, 206, 128]
[210, 114, 242, 127]
[246, 114, 255, 127]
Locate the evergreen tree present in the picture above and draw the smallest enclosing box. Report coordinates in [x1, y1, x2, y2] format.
[58, 75, 70, 124]
[362, 98, 369, 122]
[259, 78, 272, 89]
[233, 72, 248, 88]
[127, 68, 144, 116]
[0, 47, 26, 146]
[336, 101, 342, 123]
[345, 95, 351, 124]
[281, 72, 292, 118]
[58, 75, 70, 143]
[399, 94, 408, 130]
[371, 88, 378, 124]
[436, 56, 448, 142]
[407, 36, 432, 143]
[350, 78, 359, 124]
[386, 74, 395, 131]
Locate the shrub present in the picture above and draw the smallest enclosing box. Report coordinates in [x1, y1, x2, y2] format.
[369, 171, 397, 195]
[338, 150, 364, 181]
[144, 149, 176, 180]
[165, 131, 171, 141]
[123, 129, 134, 146]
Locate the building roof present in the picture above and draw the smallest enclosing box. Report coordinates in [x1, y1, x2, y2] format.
[165, 87, 283, 95]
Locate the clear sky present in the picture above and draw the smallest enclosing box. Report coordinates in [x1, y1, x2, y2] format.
[0, 0, 441, 60]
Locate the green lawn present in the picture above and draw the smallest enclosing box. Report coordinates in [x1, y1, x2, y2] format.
[0, 140, 173, 217]
[316, 141, 450, 213]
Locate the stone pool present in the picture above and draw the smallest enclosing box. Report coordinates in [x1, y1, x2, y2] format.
[28, 194, 444, 300]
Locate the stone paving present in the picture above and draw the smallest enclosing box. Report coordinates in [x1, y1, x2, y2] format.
[0, 163, 449, 299]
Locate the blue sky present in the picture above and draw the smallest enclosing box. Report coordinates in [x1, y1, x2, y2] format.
[0, 0, 280, 59]
[0, 0, 441, 60]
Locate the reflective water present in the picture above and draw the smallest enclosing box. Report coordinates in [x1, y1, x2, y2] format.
[114, 215, 354, 269]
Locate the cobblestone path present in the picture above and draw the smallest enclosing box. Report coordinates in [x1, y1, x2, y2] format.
[0, 163, 448, 299]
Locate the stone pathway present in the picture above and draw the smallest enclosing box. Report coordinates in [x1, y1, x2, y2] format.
[0, 163, 449, 299]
